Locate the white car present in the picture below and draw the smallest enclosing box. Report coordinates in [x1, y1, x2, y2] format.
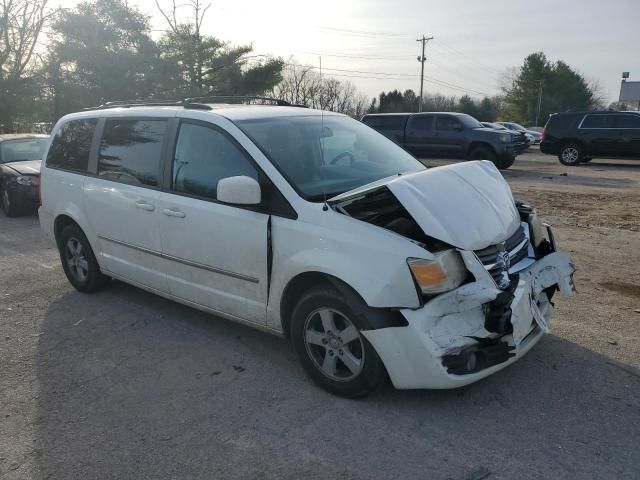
[38, 98, 576, 397]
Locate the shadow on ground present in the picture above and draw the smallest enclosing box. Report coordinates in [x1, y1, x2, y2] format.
[34, 282, 640, 480]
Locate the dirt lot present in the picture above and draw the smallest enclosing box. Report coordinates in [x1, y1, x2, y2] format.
[1, 149, 639, 480]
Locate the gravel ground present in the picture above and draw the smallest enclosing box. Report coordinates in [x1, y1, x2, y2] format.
[1, 150, 639, 480]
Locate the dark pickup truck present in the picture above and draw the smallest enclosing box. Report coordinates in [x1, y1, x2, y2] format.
[361, 112, 527, 169]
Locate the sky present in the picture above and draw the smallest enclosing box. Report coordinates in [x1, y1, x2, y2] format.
[55, 0, 640, 104]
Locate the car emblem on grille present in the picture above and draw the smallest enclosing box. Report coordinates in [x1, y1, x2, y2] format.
[495, 243, 511, 289]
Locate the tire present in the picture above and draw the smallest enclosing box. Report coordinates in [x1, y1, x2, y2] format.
[290, 284, 386, 398]
[558, 143, 584, 166]
[493, 156, 515, 170]
[58, 224, 110, 293]
[468, 146, 496, 163]
[1, 188, 20, 217]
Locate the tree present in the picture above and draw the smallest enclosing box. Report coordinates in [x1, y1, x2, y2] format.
[504, 52, 602, 125]
[272, 61, 370, 118]
[48, 0, 158, 117]
[154, 0, 283, 97]
[455, 95, 479, 118]
[0, 0, 49, 131]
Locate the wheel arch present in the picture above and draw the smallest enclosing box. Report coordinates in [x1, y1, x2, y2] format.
[467, 142, 496, 157]
[279, 271, 408, 340]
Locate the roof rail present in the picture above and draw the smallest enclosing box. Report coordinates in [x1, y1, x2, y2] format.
[83, 99, 212, 111]
[184, 95, 292, 106]
[82, 96, 301, 111]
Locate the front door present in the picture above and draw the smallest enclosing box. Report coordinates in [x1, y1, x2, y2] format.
[158, 120, 269, 325]
[83, 117, 170, 293]
[613, 113, 640, 157]
[404, 115, 436, 156]
[435, 116, 466, 156]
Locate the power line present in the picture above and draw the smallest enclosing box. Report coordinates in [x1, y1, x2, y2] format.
[431, 39, 503, 76]
[283, 63, 490, 96]
[315, 26, 411, 38]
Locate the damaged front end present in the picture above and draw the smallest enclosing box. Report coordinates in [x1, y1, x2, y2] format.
[330, 161, 576, 389]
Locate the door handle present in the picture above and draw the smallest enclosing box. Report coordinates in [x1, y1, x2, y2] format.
[163, 208, 186, 218]
[135, 200, 155, 211]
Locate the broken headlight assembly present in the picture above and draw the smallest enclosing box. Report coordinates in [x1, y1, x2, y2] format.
[407, 250, 468, 295]
[15, 175, 35, 186]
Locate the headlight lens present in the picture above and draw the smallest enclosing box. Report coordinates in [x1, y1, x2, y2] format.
[408, 250, 468, 295]
[16, 175, 34, 186]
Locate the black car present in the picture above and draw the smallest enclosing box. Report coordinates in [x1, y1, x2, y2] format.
[0, 134, 49, 216]
[362, 112, 526, 169]
[540, 111, 640, 165]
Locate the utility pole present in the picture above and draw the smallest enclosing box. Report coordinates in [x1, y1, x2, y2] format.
[416, 35, 434, 112]
[535, 79, 544, 126]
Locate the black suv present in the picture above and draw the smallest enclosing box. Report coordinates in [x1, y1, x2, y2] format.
[361, 112, 526, 169]
[540, 111, 640, 165]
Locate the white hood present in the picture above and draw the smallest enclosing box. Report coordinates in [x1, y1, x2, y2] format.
[332, 161, 520, 251]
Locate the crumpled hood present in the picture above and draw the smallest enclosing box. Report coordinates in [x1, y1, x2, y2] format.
[332, 161, 520, 251]
[5, 160, 41, 175]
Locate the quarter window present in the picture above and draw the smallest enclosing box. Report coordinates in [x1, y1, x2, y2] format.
[46, 119, 97, 172]
[613, 114, 640, 128]
[98, 119, 167, 187]
[172, 122, 258, 200]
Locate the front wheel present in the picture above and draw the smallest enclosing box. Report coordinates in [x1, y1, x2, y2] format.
[1, 189, 20, 217]
[558, 143, 583, 166]
[290, 285, 386, 398]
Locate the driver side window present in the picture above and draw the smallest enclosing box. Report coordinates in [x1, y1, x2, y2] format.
[172, 122, 258, 200]
[436, 117, 462, 131]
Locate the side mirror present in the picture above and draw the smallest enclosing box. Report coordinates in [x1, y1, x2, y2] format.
[217, 176, 261, 205]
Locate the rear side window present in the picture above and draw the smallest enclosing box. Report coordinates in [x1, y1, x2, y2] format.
[363, 116, 406, 129]
[172, 122, 258, 200]
[613, 114, 640, 128]
[581, 114, 612, 129]
[98, 119, 167, 187]
[46, 119, 97, 172]
[409, 116, 434, 132]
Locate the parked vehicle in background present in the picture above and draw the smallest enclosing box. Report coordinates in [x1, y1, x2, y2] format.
[362, 112, 525, 169]
[39, 98, 575, 397]
[540, 111, 640, 165]
[497, 122, 541, 145]
[0, 134, 49, 216]
[481, 122, 530, 153]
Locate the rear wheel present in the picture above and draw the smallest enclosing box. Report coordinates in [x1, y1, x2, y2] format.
[558, 143, 583, 166]
[58, 224, 110, 293]
[1, 189, 20, 217]
[290, 285, 386, 398]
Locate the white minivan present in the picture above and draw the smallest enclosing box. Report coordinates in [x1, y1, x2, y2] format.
[39, 98, 576, 397]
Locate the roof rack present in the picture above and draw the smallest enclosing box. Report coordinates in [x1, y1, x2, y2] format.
[184, 95, 293, 106]
[84, 95, 297, 111]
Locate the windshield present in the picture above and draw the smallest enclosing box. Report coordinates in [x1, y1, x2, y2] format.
[458, 114, 483, 129]
[235, 115, 425, 200]
[0, 138, 47, 163]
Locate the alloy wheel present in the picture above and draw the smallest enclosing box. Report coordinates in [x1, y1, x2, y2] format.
[65, 237, 89, 283]
[562, 147, 579, 164]
[303, 307, 365, 382]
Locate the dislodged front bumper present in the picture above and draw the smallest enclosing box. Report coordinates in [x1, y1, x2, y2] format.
[362, 249, 576, 390]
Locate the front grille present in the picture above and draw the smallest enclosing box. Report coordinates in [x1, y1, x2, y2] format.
[474, 225, 530, 286]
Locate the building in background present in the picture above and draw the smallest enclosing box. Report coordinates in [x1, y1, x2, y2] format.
[619, 72, 640, 110]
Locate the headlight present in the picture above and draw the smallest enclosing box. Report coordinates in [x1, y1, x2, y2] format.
[499, 133, 511, 143]
[408, 250, 468, 295]
[16, 176, 34, 186]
